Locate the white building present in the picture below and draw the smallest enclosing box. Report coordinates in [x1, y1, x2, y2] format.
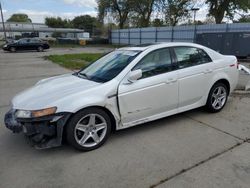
[0, 22, 90, 40]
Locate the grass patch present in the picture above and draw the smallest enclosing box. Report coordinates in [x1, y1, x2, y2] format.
[46, 53, 103, 70]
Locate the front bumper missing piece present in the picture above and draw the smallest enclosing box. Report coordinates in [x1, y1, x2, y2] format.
[4, 109, 71, 149]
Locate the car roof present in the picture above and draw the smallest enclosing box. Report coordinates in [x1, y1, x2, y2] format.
[118, 42, 209, 51]
[118, 42, 223, 60]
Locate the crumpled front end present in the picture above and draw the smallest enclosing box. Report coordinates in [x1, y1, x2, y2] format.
[4, 109, 71, 149]
[4, 109, 23, 133]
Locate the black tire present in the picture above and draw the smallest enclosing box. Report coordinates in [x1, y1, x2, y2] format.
[37, 46, 44, 52]
[206, 82, 229, 113]
[66, 108, 111, 151]
[10, 47, 16, 52]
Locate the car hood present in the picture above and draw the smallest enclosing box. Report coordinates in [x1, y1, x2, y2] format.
[12, 74, 101, 110]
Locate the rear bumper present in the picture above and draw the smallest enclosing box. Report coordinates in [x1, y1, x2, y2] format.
[4, 109, 71, 149]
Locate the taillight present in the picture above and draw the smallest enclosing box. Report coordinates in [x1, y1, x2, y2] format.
[230, 62, 239, 69]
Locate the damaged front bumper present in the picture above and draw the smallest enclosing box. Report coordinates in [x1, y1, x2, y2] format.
[4, 109, 71, 149]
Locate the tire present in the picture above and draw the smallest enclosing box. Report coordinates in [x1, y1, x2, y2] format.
[66, 108, 111, 151]
[37, 46, 44, 52]
[10, 47, 16, 52]
[206, 82, 229, 113]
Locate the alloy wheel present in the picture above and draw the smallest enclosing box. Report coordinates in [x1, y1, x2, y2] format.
[74, 114, 107, 148]
[211, 86, 227, 110]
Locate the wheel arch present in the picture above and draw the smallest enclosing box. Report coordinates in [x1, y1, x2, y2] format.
[204, 78, 231, 106]
[63, 106, 117, 139]
[212, 79, 231, 93]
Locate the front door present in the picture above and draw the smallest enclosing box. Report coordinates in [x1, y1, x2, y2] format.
[118, 48, 179, 125]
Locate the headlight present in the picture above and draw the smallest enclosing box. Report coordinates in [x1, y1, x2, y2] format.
[3, 44, 7, 48]
[15, 110, 32, 118]
[15, 107, 57, 118]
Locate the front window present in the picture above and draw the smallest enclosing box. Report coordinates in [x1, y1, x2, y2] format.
[133, 48, 172, 79]
[78, 50, 141, 83]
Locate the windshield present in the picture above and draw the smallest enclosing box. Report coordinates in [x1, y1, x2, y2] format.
[77, 50, 141, 83]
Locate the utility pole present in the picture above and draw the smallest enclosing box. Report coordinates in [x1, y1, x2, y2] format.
[191, 7, 199, 43]
[0, 1, 7, 41]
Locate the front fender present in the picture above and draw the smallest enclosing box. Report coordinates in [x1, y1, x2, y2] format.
[38, 79, 121, 128]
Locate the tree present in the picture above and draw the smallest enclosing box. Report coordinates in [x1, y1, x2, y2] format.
[7, 14, 32, 23]
[152, 18, 164, 27]
[235, 14, 250, 23]
[72, 15, 97, 35]
[45, 17, 72, 28]
[161, 0, 191, 26]
[132, 0, 157, 27]
[206, 0, 250, 24]
[97, 0, 134, 29]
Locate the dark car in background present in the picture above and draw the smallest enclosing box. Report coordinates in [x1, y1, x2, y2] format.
[2, 38, 50, 52]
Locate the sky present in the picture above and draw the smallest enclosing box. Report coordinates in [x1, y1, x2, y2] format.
[1, 0, 98, 23]
[0, 0, 227, 24]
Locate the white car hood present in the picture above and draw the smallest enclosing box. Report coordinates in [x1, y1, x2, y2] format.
[12, 74, 101, 110]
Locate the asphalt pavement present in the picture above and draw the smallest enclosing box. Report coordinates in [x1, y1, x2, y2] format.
[0, 48, 250, 188]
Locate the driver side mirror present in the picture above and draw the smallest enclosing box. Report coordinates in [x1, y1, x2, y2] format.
[127, 69, 142, 83]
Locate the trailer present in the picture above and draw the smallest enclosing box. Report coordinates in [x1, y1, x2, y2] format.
[196, 32, 250, 58]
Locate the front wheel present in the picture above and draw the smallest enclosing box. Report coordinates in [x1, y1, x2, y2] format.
[206, 82, 228, 113]
[66, 108, 111, 151]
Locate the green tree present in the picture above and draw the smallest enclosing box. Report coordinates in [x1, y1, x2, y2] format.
[72, 15, 97, 35]
[152, 18, 164, 27]
[132, 0, 157, 27]
[236, 14, 250, 23]
[7, 14, 32, 22]
[161, 0, 191, 26]
[45, 17, 72, 28]
[206, 0, 250, 24]
[97, 0, 134, 29]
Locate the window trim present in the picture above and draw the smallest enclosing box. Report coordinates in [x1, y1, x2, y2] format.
[131, 47, 175, 80]
[171, 46, 213, 70]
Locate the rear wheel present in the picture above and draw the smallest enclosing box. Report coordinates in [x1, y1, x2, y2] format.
[10, 47, 16, 52]
[66, 108, 111, 151]
[206, 82, 228, 113]
[37, 46, 44, 52]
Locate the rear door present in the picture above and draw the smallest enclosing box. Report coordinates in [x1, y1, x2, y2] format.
[118, 48, 179, 124]
[173, 46, 214, 108]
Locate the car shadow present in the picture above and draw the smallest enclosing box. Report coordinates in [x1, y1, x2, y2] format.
[2, 50, 48, 53]
[2, 107, 209, 155]
[111, 107, 207, 138]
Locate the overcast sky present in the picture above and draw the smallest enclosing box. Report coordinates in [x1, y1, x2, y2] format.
[1, 0, 98, 23]
[1, 0, 212, 23]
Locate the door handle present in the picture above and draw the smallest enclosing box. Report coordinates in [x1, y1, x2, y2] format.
[204, 69, 213, 74]
[167, 78, 177, 83]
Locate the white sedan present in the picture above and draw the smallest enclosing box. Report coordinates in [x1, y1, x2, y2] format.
[4, 43, 239, 151]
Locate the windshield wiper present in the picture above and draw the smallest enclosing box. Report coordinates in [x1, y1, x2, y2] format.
[78, 72, 90, 80]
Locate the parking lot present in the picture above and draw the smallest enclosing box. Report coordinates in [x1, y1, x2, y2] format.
[0, 48, 250, 188]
